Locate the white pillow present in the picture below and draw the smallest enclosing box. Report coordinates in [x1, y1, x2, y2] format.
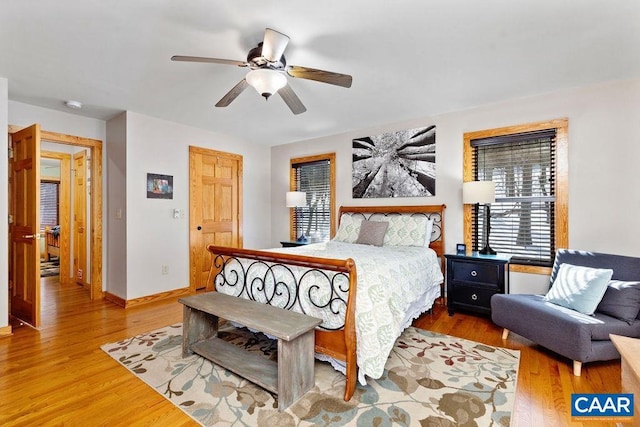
[332, 214, 364, 243]
[423, 218, 434, 247]
[543, 263, 613, 315]
[382, 215, 428, 247]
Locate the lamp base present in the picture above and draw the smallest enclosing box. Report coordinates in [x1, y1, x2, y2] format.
[479, 244, 496, 255]
[297, 234, 308, 243]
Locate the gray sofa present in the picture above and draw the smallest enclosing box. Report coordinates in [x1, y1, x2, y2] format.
[491, 249, 640, 376]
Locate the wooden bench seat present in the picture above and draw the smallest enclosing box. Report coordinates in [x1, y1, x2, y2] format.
[179, 292, 322, 410]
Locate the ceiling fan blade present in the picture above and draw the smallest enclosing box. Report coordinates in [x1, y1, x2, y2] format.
[287, 65, 352, 88]
[171, 55, 247, 67]
[215, 79, 250, 107]
[262, 28, 290, 62]
[278, 84, 307, 115]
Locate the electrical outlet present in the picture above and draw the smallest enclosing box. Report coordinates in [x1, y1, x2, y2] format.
[161, 265, 169, 275]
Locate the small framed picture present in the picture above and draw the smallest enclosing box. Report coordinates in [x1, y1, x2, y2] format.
[456, 243, 466, 255]
[147, 173, 174, 199]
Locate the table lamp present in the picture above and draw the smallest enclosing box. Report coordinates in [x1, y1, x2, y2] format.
[286, 191, 307, 241]
[463, 181, 496, 255]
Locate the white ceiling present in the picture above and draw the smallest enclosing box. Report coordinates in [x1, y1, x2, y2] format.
[1, 1, 639, 146]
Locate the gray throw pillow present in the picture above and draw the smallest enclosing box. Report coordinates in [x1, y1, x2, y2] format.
[595, 280, 640, 324]
[355, 220, 389, 246]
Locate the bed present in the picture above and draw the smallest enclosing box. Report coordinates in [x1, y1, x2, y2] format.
[45, 226, 60, 261]
[205, 204, 445, 401]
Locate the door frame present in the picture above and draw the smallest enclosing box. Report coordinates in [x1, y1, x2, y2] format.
[188, 145, 243, 293]
[9, 125, 103, 300]
[72, 150, 88, 286]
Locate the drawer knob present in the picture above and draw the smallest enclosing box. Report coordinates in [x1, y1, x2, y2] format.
[471, 293, 478, 301]
[471, 270, 478, 277]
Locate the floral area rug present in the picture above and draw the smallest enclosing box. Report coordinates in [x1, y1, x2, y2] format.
[101, 324, 519, 426]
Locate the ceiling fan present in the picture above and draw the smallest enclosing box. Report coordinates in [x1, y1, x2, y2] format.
[172, 28, 353, 115]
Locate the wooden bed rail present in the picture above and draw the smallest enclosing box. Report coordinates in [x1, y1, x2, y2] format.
[206, 245, 355, 275]
[205, 244, 359, 400]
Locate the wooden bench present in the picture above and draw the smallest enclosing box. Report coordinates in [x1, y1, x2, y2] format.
[178, 292, 322, 410]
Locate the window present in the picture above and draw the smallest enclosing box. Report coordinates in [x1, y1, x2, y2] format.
[290, 153, 336, 242]
[464, 119, 568, 273]
[40, 181, 60, 227]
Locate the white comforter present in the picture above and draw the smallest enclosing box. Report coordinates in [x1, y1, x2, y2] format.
[216, 241, 444, 383]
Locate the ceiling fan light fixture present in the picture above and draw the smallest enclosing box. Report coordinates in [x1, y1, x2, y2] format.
[246, 69, 286, 100]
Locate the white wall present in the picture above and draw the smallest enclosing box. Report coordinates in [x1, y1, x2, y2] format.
[0, 78, 8, 329]
[9, 101, 106, 141]
[271, 78, 640, 294]
[119, 112, 271, 300]
[106, 112, 127, 298]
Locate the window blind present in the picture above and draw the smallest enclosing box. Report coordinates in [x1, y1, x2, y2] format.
[40, 181, 59, 227]
[292, 159, 331, 242]
[471, 129, 556, 266]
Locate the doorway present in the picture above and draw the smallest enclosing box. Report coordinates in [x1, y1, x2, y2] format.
[8, 125, 103, 327]
[40, 151, 71, 285]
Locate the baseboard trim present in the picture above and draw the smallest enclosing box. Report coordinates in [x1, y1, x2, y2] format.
[0, 325, 13, 337]
[104, 292, 126, 308]
[105, 287, 191, 309]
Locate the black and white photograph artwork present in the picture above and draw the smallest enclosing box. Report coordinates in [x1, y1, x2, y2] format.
[352, 125, 436, 198]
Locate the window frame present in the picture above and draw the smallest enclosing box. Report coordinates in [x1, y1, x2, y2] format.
[40, 179, 60, 228]
[289, 153, 336, 242]
[463, 119, 568, 274]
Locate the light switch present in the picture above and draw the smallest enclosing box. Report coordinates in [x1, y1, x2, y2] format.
[115, 208, 122, 219]
[173, 208, 180, 219]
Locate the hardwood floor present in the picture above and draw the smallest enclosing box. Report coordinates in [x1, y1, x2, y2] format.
[0, 279, 626, 426]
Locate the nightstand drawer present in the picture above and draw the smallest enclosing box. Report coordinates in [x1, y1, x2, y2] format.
[445, 253, 510, 316]
[452, 284, 498, 309]
[450, 260, 500, 285]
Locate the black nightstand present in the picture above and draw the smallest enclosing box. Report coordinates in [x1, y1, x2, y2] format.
[445, 252, 510, 316]
[280, 241, 309, 248]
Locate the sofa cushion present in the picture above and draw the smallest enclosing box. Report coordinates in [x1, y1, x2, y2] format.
[543, 263, 613, 315]
[595, 280, 640, 324]
[589, 311, 640, 340]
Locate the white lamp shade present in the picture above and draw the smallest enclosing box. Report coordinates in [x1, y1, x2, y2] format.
[286, 191, 307, 207]
[463, 181, 495, 204]
[246, 69, 287, 98]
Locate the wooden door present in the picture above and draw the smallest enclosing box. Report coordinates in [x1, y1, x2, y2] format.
[10, 124, 41, 327]
[73, 151, 87, 285]
[189, 146, 243, 291]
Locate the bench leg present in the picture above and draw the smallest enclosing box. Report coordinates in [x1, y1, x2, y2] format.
[277, 330, 315, 410]
[182, 305, 219, 358]
[502, 328, 510, 340]
[573, 360, 582, 376]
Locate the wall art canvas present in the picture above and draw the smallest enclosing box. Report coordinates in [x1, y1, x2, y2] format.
[352, 125, 436, 198]
[146, 173, 173, 199]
